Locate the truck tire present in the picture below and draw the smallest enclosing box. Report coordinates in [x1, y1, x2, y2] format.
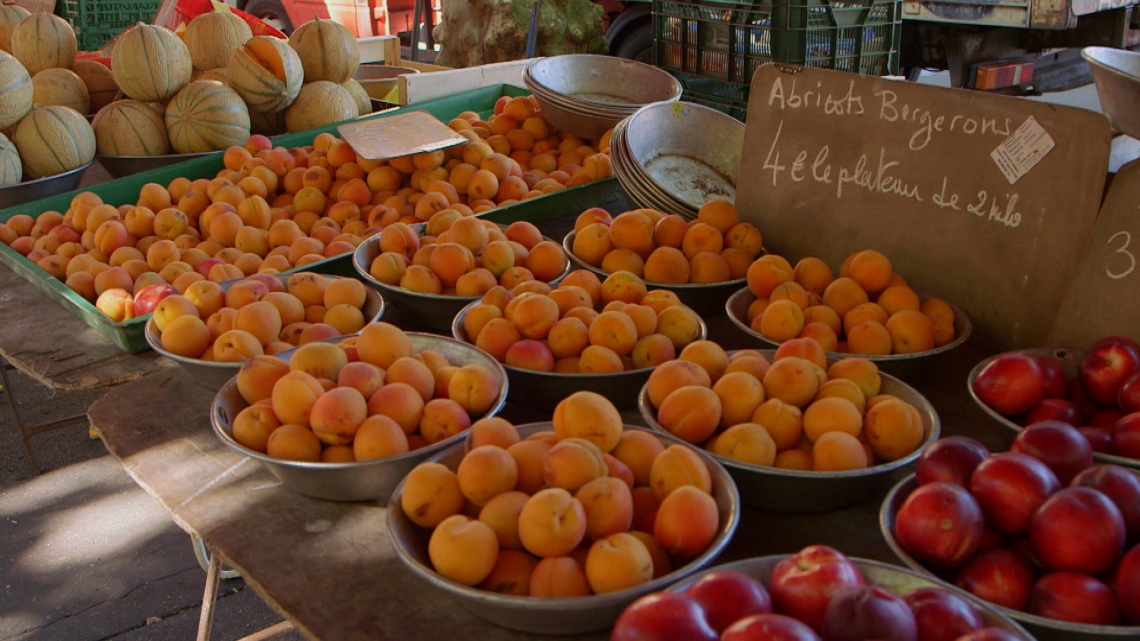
[613, 20, 654, 64]
[242, 0, 293, 34]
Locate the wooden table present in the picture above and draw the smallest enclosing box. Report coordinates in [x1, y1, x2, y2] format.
[87, 313, 1008, 641]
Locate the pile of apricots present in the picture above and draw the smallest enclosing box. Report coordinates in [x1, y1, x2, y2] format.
[399, 391, 722, 595]
[745, 249, 958, 356]
[645, 337, 926, 472]
[231, 322, 502, 463]
[0, 94, 611, 320]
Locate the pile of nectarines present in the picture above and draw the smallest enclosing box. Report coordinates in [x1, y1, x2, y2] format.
[571, 200, 763, 284]
[646, 337, 927, 472]
[153, 272, 372, 361]
[231, 322, 502, 462]
[400, 391, 722, 596]
[0, 96, 610, 321]
[460, 269, 705, 374]
[746, 249, 957, 356]
[367, 219, 569, 297]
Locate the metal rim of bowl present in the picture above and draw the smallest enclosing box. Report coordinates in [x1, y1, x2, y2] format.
[725, 286, 974, 363]
[1080, 46, 1140, 84]
[144, 274, 386, 373]
[385, 420, 741, 631]
[96, 151, 212, 163]
[561, 230, 747, 292]
[0, 160, 93, 191]
[966, 347, 1140, 470]
[209, 330, 510, 472]
[523, 75, 646, 119]
[880, 473, 1140, 638]
[663, 555, 1034, 639]
[451, 298, 709, 381]
[609, 119, 704, 218]
[637, 349, 942, 482]
[351, 229, 574, 307]
[523, 55, 683, 109]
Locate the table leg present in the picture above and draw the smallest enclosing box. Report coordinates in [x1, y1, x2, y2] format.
[0, 356, 95, 475]
[196, 540, 223, 641]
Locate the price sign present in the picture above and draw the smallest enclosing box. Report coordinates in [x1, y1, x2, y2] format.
[1048, 158, 1140, 347]
[735, 64, 1112, 351]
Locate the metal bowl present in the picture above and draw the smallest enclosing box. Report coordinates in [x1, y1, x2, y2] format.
[881, 474, 1140, 641]
[609, 118, 700, 218]
[525, 54, 682, 109]
[453, 299, 708, 411]
[351, 228, 570, 333]
[967, 347, 1140, 470]
[621, 101, 743, 211]
[97, 152, 212, 179]
[667, 556, 1034, 639]
[210, 331, 509, 503]
[639, 349, 941, 512]
[1082, 47, 1140, 140]
[562, 230, 746, 316]
[387, 421, 739, 634]
[145, 274, 385, 391]
[0, 161, 92, 210]
[726, 286, 974, 364]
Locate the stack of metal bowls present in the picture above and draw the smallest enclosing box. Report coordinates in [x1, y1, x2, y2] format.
[610, 101, 744, 219]
[523, 54, 682, 141]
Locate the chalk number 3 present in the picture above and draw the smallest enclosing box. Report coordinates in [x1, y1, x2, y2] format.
[1107, 230, 1136, 280]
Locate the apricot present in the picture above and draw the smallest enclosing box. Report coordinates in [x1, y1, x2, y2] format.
[656, 305, 702, 350]
[543, 438, 608, 492]
[429, 515, 499, 586]
[824, 363, 879, 406]
[552, 391, 623, 453]
[470, 417, 520, 450]
[336, 361, 386, 399]
[846, 320, 892, 356]
[711, 423, 778, 466]
[573, 476, 633, 541]
[812, 431, 869, 471]
[235, 355, 291, 405]
[477, 491, 530, 551]
[578, 345, 623, 373]
[584, 532, 653, 594]
[386, 356, 436, 402]
[308, 386, 368, 445]
[864, 397, 924, 461]
[420, 398, 473, 444]
[529, 556, 591, 598]
[885, 309, 936, 354]
[232, 404, 280, 453]
[265, 424, 322, 462]
[678, 340, 729, 383]
[629, 333, 675, 370]
[366, 382, 425, 435]
[654, 485, 718, 560]
[762, 357, 820, 408]
[646, 360, 712, 408]
[600, 270, 648, 306]
[649, 444, 712, 501]
[401, 462, 466, 528]
[657, 386, 721, 445]
[822, 277, 870, 319]
[847, 249, 892, 295]
[357, 322, 414, 369]
[747, 255, 793, 299]
[287, 341, 348, 381]
[160, 315, 211, 358]
[710, 371, 765, 429]
[518, 488, 587, 558]
[547, 317, 590, 360]
[507, 439, 553, 495]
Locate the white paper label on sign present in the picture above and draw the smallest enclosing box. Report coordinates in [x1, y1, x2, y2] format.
[991, 116, 1056, 185]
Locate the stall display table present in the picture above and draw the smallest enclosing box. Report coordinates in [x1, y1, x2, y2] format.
[86, 312, 1004, 640]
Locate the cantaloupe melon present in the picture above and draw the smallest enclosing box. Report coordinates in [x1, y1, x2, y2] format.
[12, 105, 95, 179]
[32, 68, 90, 115]
[228, 35, 303, 114]
[112, 23, 192, 102]
[184, 11, 252, 72]
[10, 13, 77, 75]
[284, 80, 358, 133]
[0, 50, 32, 130]
[288, 18, 360, 84]
[0, 131, 20, 186]
[342, 79, 373, 117]
[72, 60, 119, 113]
[0, 4, 30, 54]
[92, 99, 170, 157]
[195, 68, 229, 84]
[249, 108, 286, 136]
[165, 80, 250, 153]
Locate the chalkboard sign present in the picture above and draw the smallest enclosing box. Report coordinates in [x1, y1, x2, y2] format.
[1048, 158, 1140, 348]
[735, 64, 1112, 351]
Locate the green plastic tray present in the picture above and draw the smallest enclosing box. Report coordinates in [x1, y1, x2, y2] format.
[0, 84, 621, 353]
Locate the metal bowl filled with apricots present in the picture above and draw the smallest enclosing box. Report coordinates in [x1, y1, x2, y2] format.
[352, 222, 571, 333]
[145, 273, 385, 392]
[386, 421, 740, 635]
[210, 331, 509, 502]
[638, 349, 941, 512]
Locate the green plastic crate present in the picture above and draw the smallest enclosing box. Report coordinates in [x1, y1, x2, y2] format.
[0, 84, 620, 353]
[673, 72, 750, 121]
[59, 0, 159, 51]
[654, 0, 901, 85]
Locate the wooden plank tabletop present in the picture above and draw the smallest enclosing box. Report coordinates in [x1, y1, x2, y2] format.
[87, 314, 1003, 641]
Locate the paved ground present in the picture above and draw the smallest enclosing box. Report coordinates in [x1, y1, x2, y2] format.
[0, 72, 1117, 641]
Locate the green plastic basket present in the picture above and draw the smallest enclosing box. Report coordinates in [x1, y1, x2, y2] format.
[654, 0, 901, 85]
[59, 0, 159, 51]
